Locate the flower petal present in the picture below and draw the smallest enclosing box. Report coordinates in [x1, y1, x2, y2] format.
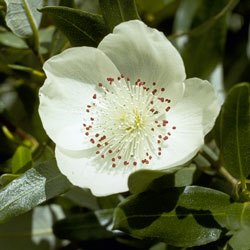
[154, 78, 220, 168]
[98, 20, 185, 104]
[39, 47, 122, 150]
[55, 146, 130, 196]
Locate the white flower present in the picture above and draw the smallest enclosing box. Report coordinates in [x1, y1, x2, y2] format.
[39, 20, 219, 196]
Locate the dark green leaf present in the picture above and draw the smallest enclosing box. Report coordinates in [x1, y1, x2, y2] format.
[11, 146, 32, 174]
[0, 204, 65, 250]
[0, 159, 73, 223]
[63, 187, 99, 210]
[53, 209, 116, 241]
[215, 83, 250, 180]
[128, 164, 198, 194]
[114, 186, 231, 247]
[39, 6, 108, 47]
[173, 0, 238, 79]
[99, 0, 140, 31]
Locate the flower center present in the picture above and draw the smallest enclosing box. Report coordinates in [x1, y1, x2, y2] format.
[82, 74, 176, 169]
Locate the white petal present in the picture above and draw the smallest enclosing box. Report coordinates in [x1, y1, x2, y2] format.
[39, 47, 122, 150]
[98, 20, 185, 104]
[55, 146, 130, 196]
[154, 78, 219, 168]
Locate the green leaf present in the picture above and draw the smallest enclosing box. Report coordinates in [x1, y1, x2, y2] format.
[0, 31, 28, 49]
[173, 0, 238, 79]
[0, 173, 19, 186]
[217, 202, 250, 231]
[229, 228, 250, 250]
[4, 0, 42, 52]
[99, 0, 140, 32]
[0, 159, 73, 224]
[0, 204, 65, 250]
[53, 209, 116, 241]
[215, 83, 250, 182]
[128, 164, 198, 194]
[114, 186, 231, 247]
[63, 187, 99, 210]
[39, 6, 108, 47]
[11, 146, 32, 174]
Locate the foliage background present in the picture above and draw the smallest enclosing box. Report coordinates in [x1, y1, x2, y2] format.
[0, 0, 250, 249]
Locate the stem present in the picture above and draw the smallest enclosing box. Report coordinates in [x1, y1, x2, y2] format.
[0, 114, 39, 152]
[199, 148, 238, 190]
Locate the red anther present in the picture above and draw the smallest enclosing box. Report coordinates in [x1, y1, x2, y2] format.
[158, 97, 164, 102]
[87, 105, 91, 108]
[172, 126, 176, 130]
[118, 156, 122, 159]
[155, 121, 158, 124]
[133, 162, 137, 166]
[108, 149, 112, 153]
[161, 88, 165, 92]
[163, 136, 168, 140]
[112, 163, 116, 168]
[83, 123, 86, 127]
[168, 132, 171, 136]
[124, 161, 129, 166]
[95, 133, 99, 137]
[150, 108, 155, 112]
[165, 107, 171, 112]
[158, 152, 162, 156]
[121, 74, 125, 78]
[86, 109, 90, 112]
[158, 147, 162, 151]
[97, 144, 101, 148]
[90, 138, 95, 144]
[90, 117, 94, 121]
[127, 77, 130, 81]
[152, 89, 157, 95]
[85, 132, 89, 136]
[158, 135, 162, 139]
[112, 158, 115, 162]
[117, 77, 121, 80]
[151, 128, 155, 131]
[146, 152, 149, 156]
[153, 82, 156, 86]
[98, 83, 103, 87]
[101, 154, 105, 158]
[157, 140, 161, 144]
[96, 151, 100, 154]
[92, 94, 97, 99]
[105, 142, 109, 146]
[145, 160, 149, 164]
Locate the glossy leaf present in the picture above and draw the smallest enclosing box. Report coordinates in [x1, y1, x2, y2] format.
[11, 146, 32, 174]
[99, 0, 140, 31]
[4, 0, 42, 51]
[53, 209, 116, 241]
[0, 159, 73, 223]
[39, 6, 108, 47]
[128, 164, 198, 194]
[114, 186, 231, 247]
[215, 83, 250, 180]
